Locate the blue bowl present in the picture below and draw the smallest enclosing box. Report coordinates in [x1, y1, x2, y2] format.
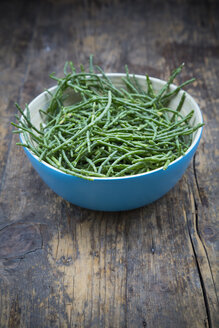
[20, 74, 203, 211]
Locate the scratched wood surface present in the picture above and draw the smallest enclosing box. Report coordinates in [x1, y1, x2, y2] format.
[0, 0, 218, 327]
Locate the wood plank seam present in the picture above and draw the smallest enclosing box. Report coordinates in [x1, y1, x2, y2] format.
[183, 184, 219, 328]
[193, 156, 219, 305]
[193, 156, 218, 302]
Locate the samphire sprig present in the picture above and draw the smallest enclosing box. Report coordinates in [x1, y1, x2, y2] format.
[12, 56, 203, 180]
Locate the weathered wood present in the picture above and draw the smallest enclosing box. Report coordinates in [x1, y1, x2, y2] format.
[0, 0, 218, 327]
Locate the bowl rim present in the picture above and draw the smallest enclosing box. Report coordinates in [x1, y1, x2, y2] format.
[20, 73, 204, 181]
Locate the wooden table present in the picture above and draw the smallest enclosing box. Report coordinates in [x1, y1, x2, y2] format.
[0, 0, 218, 327]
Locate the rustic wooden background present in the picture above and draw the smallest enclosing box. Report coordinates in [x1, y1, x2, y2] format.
[0, 0, 218, 327]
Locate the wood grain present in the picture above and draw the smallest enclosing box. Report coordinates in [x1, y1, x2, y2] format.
[0, 0, 218, 327]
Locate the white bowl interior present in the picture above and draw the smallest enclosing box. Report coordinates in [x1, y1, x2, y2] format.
[28, 73, 202, 134]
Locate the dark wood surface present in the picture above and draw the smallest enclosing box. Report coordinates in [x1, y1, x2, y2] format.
[0, 0, 218, 327]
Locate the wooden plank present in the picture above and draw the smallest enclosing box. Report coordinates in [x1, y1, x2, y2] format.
[0, 0, 40, 187]
[157, 0, 219, 325]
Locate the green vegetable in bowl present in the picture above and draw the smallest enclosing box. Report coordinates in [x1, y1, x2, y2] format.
[12, 56, 203, 179]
